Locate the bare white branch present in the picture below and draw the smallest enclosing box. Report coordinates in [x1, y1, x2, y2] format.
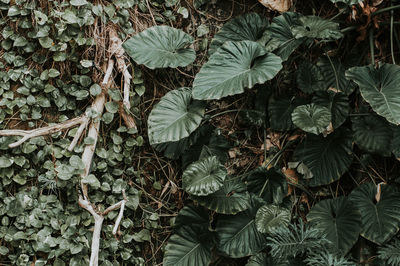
[109, 27, 136, 129]
[80, 59, 114, 199]
[112, 200, 126, 235]
[0, 115, 88, 149]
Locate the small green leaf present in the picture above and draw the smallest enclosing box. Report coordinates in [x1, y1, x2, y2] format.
[82, 174, 100, 189]
[105, 101, 119, 113]
[70, 0, 88, 6]
[0, 156, 13, 168]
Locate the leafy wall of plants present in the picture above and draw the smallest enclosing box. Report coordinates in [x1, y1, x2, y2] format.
[2, 0, 400, 265]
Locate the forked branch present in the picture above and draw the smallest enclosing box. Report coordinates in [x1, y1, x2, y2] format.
[0, 115, 88, 150]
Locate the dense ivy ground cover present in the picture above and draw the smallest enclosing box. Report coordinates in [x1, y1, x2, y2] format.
[2, 0, 400, 265]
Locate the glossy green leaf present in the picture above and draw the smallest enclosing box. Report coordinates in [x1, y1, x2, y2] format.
[292, 104, 331, 135]
[255, 204, 290, 234]
[209, 13, 269, 55]
[318, 56, 355, 95]
[192, 41, 282, 100]
[245, 167, 287, 204]
[349, 183, 400, 244]
[216, 195, 268, 258]
[346, 64, 400, 125]
[268, 12, 306, 61]
[293, 128, 353, 187]
[182, 156, 227, 196]
[292, 16, 343, 40]
[148, 87, 205, 145]
[352, 115, 392, 156]
[191, 178, 250, 215]
[163, 225, 214, 266]
[181, 125, 230, 168]
[268, 96, 307, 131]
[307, 197, 361, 254]
[296, 61, 325, 93]
[174, 205, 209, 230]
[123, 26, 196, 69]
[391, 126, 400, 158]
[313, 91, 349, 129]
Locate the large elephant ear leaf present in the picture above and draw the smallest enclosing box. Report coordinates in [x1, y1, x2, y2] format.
[268, 12, 306, 61]
[292, 16, 343, 40]
[174, 205, 209, 230]
[293, 128, 353, 187]
[292, 104, 331, 135]
[346, 64, 400, 125]
[163, 225, 214, 266]
[268, 96, 307, 131]
[191, 178, 251, 215]
[349, 183, 400, 244]
[216, 194, 268, 258]
[122, 26, 195, 69]
[245, 167, 287, 204]
[313, 91, 349, 129]
[352, 115, 392, 156]
[318, 56, 355, 95]
[182, 156, 227, 196]
[255, 204, 290, 234]
[391, 126, 400, 159]
[181, 125, 230, 169]
[296, 61, 326, 93]
[209, 13, 269, 55]
[307, 197, 361, 254]
[148, 87, 205, 145]
[192, 41, 282, 100]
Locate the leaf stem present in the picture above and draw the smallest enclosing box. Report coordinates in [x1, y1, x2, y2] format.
[258, 140, 294, 197]
[391, 1, 396, 64]
[369, 28, 375, 65]
[208, 109, 241, 120]
[372, 4, 400, 17]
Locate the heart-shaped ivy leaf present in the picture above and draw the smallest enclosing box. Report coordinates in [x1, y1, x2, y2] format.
[192, 40, 282, 100]
[123, 26, 196, 69]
